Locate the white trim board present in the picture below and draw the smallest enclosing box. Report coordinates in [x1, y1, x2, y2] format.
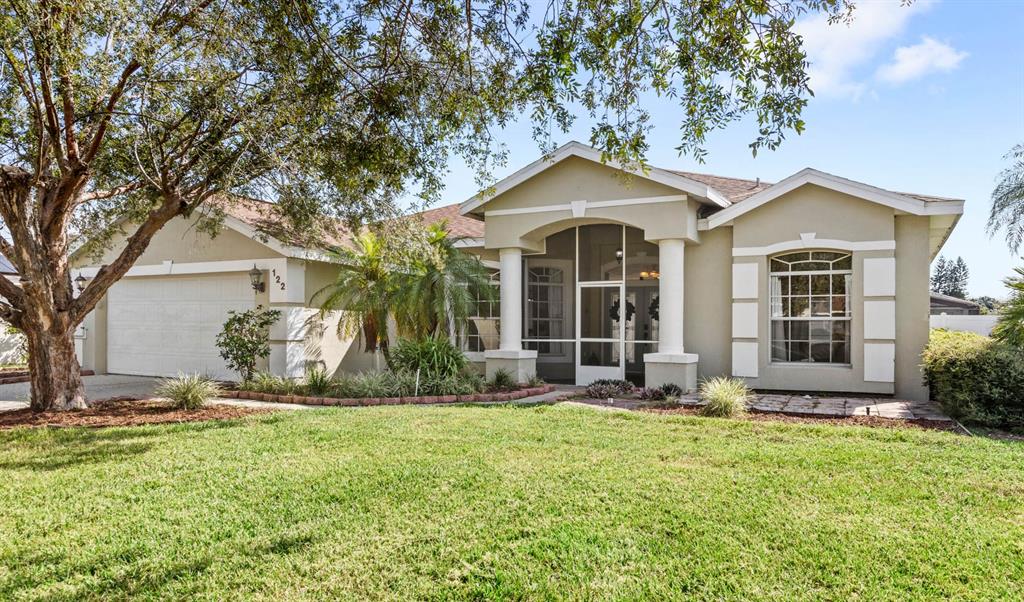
[77, 258, 286, 279]
[460, 141, 729, 216]
[705, 167, 964, 230]
[483, 194, 687, 218]
[732, 237, 895, 257]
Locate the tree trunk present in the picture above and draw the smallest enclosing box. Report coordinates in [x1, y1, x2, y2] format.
[24, 316, 87, 412]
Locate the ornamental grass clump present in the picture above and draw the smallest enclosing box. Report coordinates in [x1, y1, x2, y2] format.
[487, 368, 517, 392]
[699, 376, 750, 418]
[304, 366, 334, 396]
[584, 379, 634, 399]
[636, 386, 667, 401]
[156, 374, 223, 410]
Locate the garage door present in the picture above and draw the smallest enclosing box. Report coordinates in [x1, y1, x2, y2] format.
[107, 273, 256, 379]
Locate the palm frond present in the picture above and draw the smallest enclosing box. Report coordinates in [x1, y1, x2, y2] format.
[989, 144, 1024, 253]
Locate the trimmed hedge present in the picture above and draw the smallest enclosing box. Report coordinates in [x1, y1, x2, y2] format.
[922, 329, 1024, 426]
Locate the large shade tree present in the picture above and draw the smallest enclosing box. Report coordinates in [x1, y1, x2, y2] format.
[1, 0, 858, 410]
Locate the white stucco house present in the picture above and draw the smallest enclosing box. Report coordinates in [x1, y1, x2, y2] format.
[73, 142, 963, 401]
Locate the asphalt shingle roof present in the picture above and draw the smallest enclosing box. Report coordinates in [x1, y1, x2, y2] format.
[215, 166, 956, 252]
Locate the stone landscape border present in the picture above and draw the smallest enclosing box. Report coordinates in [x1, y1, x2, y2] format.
[224, 384, 556, 406]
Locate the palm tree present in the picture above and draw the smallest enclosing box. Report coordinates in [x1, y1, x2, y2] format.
[396, 221, 496, 340]
[992, 266, 1024, 348]
[314, 221, 495, 365]
[988, 144, 1024, 253]
[314, 231, 398, 361]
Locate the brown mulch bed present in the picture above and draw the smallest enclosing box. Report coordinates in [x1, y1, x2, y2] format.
[641, 405, 959, 433]
[0, 398, 271, 429]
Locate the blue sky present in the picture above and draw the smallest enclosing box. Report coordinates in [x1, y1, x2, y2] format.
[431, 0, 1023, 298]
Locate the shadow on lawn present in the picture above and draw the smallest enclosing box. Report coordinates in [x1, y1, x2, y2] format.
[0, 419, 252, 472]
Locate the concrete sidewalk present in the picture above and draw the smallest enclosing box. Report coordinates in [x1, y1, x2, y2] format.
[0, 374, 161, 408]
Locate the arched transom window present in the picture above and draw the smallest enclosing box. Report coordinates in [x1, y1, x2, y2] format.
[769, 251, 852, 364]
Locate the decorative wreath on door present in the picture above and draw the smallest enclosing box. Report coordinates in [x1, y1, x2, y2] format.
[608, 299, 636, 323]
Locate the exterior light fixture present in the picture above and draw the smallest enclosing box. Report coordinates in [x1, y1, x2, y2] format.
[248, 265, 265, 292]
[74, 274, 87, 292]
[615, 248, 623, 264]
[640, 271, 649, 280]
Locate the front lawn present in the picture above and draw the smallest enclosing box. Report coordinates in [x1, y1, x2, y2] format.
[1, 405, 1022, 600]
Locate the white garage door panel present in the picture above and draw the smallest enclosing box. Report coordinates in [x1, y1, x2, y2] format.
[107, 274, 256, 379]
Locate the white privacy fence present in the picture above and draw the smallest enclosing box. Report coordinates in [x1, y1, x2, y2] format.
[930, 314, 999, 336]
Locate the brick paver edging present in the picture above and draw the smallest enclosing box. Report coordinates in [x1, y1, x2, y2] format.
[0, 370, 95, 385]
[224, 384, 556, 407]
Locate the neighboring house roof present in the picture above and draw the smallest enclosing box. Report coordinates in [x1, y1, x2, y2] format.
[930, 292, 980, 310]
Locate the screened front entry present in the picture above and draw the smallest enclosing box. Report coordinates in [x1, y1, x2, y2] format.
[523, 225, 659, 384]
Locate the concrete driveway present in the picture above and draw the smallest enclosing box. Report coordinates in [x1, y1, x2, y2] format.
[0, 374, 161, 411]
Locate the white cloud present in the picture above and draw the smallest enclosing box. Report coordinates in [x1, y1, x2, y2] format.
[795, 0, 934, 99]
[876, 36, 967, 84]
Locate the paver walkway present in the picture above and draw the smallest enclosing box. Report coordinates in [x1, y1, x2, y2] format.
[678, 392, 951, 420]
[555, 385, 951, 421]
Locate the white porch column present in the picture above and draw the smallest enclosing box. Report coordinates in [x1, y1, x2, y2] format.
[658, 238, 685, 354]
[643, 238, 698, 391]
[499, 247, 523, 351]
[484, 247, 536, 382]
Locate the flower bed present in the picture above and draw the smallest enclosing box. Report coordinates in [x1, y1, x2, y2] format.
[224, 384, 556, 406]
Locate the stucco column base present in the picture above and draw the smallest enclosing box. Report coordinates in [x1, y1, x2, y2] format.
[484, 349, 538, 383]
[644, 352, 699, 392]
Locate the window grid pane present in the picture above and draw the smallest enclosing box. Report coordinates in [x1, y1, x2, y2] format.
[769, 251, 852, 364]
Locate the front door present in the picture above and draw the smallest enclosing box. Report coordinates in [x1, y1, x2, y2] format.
[576, 282, 624, 383]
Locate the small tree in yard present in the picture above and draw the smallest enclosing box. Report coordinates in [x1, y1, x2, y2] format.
[216, 308, 281, 382]
[0, 0, 885, 410]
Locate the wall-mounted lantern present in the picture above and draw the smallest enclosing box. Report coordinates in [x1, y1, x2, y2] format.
[615, 248, 623, 264]
[248, 265, 265, 293]
[74, 274, 87, 293]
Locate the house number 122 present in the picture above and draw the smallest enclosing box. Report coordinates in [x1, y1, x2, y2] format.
[270, 269, 286, 291]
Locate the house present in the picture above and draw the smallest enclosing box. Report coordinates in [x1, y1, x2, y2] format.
[929, 292, 981, 315]
[72, 142, 964, 401]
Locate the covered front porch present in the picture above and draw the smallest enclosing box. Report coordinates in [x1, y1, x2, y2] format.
[484, 222, 698, 389]
[457, 144, 729, 389]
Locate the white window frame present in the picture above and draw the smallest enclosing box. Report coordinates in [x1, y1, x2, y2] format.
[769, 250, 852, 365]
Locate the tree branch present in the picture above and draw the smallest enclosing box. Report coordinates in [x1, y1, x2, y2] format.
[70, 196, 184, 321]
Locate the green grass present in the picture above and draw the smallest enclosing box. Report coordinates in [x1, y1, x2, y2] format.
[1, 406, 1023, 601]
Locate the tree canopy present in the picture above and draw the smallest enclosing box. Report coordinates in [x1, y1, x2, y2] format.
[0, 0, 860, 409]
[931, 256, 970, 299]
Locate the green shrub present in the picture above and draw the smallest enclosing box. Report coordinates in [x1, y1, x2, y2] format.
[659, 383, 683, 398]
[242, 372, 300, 395]
[922, 329, 1024, 426]
[488, 368, 517, 392]
[699, 376, 749, 417]
[304, 366, 334, 396]
[636, 386, 666, 401]
[215, 307, 281, 381]
[527, 373, 545, 387]
[584, 379, 634, 399]
[391, 337, 467, 381]
[156, 373, 223, 410]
